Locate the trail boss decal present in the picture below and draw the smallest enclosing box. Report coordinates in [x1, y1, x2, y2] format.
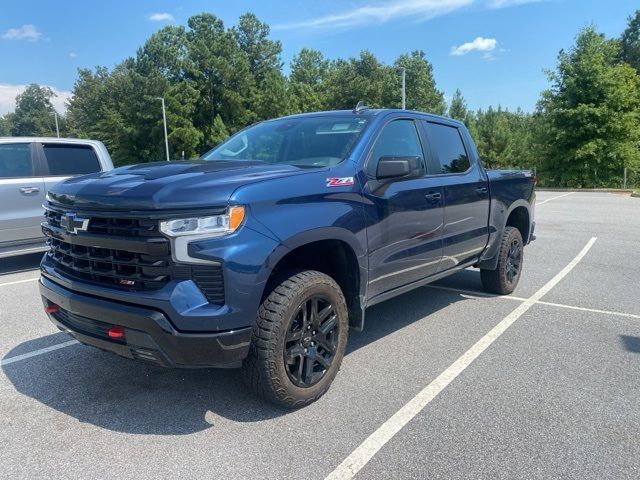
[326, 177, 354, 187]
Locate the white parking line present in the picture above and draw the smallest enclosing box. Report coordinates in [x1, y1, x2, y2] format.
[426, 284, 640, 320]
[0, 340, 79, 367]
[0, 277, 39, 288]
[325, 237, 597, 480]
[535, 300, 640, 320]
[536, 192, 573, 205]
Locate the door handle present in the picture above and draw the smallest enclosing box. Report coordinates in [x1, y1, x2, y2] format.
[425, 191, 442, 203]
[475, 186, 488, 195]
[19, 186, 40, 194]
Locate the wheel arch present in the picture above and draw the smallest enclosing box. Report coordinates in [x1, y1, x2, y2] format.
[479, 199, 532, 270]
[257, 228, 368, 331]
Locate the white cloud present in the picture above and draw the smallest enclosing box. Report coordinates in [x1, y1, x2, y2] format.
[2, 24, 42, 41]
[274, 0, 548, 32]
[0, 84, 72, 115]
[274, 0, 474, 30]
[69, 52, 77, 58]
[450, 37, 497, 56]
[148, 12, 175, 22]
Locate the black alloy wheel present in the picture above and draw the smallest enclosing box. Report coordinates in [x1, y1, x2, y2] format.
[284, 295, 339, 388]
[505, 238, 522, 284]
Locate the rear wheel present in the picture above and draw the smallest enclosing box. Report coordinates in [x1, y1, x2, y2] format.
[241, 270, 348, 408]
[480, 226, 523, 294]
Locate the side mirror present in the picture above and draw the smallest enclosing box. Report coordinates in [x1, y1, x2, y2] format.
[376, 156, 423, 180]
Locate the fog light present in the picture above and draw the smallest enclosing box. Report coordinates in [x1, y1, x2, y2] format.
[108, 325, 125, 339]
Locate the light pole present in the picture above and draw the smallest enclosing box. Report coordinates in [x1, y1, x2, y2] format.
[156, 97, 170, 161]
[398, 67, 406, 110]
[53, 111, 60, 138]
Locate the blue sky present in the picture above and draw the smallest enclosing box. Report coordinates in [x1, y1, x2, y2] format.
[0, 0, 636, 114]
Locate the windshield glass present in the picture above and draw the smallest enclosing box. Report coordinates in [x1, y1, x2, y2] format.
[201, 115, 369, 167]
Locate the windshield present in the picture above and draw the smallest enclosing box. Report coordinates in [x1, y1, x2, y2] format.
[201, 115, 369, 167]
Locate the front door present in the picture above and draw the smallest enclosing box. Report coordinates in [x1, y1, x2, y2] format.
[0, 143, 46, 245]
[363, 118, 444, 298]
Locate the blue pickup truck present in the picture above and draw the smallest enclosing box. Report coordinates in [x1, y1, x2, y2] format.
[40, 108, 535, 408]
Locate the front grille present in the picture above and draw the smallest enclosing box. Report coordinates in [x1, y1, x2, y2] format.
[43, 206, 226, 303]
[45, 210, 158, 237]
[47, 237, 172, 290]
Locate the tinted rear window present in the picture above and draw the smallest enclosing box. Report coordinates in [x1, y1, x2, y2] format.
[43, 144, 101, 176]
[427, 123, 470, 174]
[0, 143, 33, 178]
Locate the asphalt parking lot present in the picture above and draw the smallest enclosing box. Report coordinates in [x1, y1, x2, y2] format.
[1, 191, 639, 479]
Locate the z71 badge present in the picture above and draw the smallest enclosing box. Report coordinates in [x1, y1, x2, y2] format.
[326, 177, 355, 187]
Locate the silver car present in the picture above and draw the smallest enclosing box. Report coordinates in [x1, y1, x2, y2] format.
[0, 137, 114, 258]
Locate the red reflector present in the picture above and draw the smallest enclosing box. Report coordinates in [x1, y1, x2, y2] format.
[44, 304, 59, 314]
[108, 326, 125, 339]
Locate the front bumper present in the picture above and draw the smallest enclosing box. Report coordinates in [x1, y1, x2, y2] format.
[40, 276, 252, 368]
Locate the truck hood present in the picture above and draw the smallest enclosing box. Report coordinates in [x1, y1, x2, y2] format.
[48, 160, 313, 211]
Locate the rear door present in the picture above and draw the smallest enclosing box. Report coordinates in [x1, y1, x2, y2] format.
[37, 142, 102, 193]
[0, 142, 46, 244]
[363, 118, 444, 297]
[423, 121, 490, 271]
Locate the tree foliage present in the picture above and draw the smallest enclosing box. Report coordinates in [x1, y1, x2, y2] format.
[448, 89, 470, 123]
[10, 84, 61, 137]
[621, 9, 640, 73]
[393, 51, 445, 114]
[537, 26, 640, 187]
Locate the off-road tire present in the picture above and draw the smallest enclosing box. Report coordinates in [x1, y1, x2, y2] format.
[480, 226, 524, 295]
[241, 270, 349, 409]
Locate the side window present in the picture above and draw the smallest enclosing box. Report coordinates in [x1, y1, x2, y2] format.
[42, 144, 101, 176]
[0, 143, 34, 178]
[369, 119, 425, 174]
[427, 123, 470, 174]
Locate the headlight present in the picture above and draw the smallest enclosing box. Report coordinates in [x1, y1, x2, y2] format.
[159, 206, 245, 237]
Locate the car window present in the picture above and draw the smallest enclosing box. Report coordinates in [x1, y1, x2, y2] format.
[42, 144, 101, 176]
[0, 143, 34, 178]
[369, 119, 425, 174]
[427, 123, 470, 174]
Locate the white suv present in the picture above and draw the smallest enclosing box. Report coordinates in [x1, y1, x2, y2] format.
[0, 137, 114, 258]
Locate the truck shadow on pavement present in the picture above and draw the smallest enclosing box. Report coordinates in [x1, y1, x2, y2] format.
[2, 275, 482, 436]
[0, 252, 43, 276]
[619, 335, 640, 353]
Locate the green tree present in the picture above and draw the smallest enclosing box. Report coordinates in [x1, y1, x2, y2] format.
[537, 26, 640, 187]
[289, 48, 329, 113]
[393, 51, 446, 114]
[324, 51, 396, 109]
[0, 114, 12, 136]
[621, 10, 640, 73]
[448, 89, 469, 123]
[10, 84, 60, 136]
[470, 107, 538, 170]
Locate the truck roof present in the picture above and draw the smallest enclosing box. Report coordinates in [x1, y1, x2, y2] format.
[0, 136, 106, 146]
[278, 108, 465, 127]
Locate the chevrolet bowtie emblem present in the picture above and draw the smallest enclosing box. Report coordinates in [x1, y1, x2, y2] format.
[60, 213, 90, 234]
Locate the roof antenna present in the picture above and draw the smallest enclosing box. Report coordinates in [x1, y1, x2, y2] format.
[353, 100, 369, 114]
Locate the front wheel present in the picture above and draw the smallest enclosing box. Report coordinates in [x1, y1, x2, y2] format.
[480, 226, 524, 295]
[241, 270, 349, 409]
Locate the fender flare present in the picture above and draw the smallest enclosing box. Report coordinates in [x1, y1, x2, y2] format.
[478, 199, 532, 270]
[254, 227, 369, 330]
